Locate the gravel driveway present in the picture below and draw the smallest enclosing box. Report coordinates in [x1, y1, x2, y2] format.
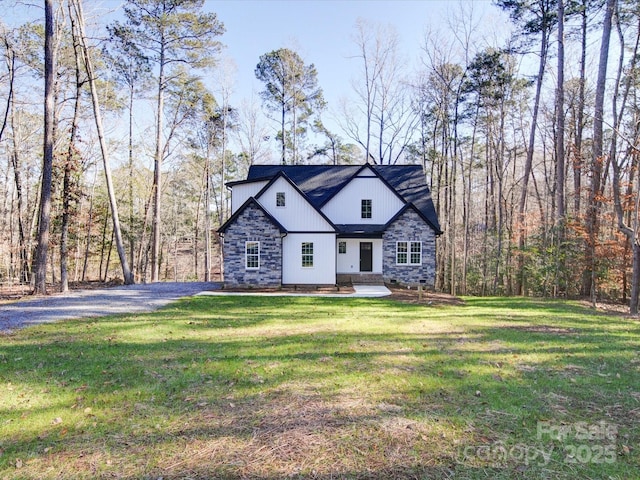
[0, 282, 221, 332]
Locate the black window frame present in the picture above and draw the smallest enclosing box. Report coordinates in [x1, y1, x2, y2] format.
[361, 199, 372, 219]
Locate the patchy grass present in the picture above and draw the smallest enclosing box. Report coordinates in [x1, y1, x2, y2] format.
[0, 295, 638, 479]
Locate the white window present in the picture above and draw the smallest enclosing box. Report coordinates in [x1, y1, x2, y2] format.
[396, 241, 407, 264]
[276, 192, 285, 207]
[245, 241, 260, 269]
[361, 199, 372, 219]
[396, 241, 422, 265]
[338, 241, 347, 254]
[301, 242, 314, 267]
[410, 241, 422, 264]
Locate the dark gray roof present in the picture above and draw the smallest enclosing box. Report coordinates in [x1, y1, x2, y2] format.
[245, 164, 442, 234]
[245, 165, 359, 206]
[335, 224, 387, 237]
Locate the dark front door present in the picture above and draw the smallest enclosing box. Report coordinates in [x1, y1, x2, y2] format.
[360, 242, 373, 272]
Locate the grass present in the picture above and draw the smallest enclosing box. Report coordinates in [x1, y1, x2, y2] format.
[0, 294, 638, 479]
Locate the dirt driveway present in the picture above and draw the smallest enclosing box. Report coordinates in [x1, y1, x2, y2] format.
[0, 282, 220, 332]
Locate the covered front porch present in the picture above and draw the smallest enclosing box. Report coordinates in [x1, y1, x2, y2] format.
[335, 236, 383, 282]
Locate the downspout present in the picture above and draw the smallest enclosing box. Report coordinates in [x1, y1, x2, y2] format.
[218, 232, 224, 283]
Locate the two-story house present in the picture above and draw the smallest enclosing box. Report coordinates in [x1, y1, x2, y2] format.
[218, 163, 442, 288]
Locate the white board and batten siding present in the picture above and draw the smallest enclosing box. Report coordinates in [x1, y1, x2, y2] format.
[282, 233, 336, 285]
[321, 171, 404, 224]
[336, 239, 382, 274]
[257, 177, 333, 232]
[231, 181, 268, 214]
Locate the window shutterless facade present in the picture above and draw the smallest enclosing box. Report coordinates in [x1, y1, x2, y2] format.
[301, 242, 314, 267]
[396, 241, 422, 265]
[338, 241, 347, 254]
[245, 241, 260, 269]
[361, 199, 372, 219]
[276, 192, 286, 207]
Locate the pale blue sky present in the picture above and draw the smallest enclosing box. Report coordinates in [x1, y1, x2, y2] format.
[2, 0, 509, 159]
[2, 0, 508, 117]
[208, 0, 507, 112]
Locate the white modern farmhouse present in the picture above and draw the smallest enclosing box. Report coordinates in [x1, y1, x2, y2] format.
[218, 164, 442, 288]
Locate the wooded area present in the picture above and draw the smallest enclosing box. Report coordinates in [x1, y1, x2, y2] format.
[1, 0, 640, 313]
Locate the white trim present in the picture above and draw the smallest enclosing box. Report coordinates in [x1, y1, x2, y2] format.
[245, 241, 260, 270]
[301, 241, 314, 268]
[410, 241, 423, 265]
[396, 241, 422, 265]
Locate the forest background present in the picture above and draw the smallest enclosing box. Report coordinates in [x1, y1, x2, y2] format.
[2, 0, 640, 314]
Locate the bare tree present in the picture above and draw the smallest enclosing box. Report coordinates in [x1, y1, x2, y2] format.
[70, 0, 133, 285]
[33, 0, 56, 295]
[110, 0, 224, 282]
[608, 0, 639, 314]
[344, 18, 415, 164]
[586, 0, 616, 305]
[236, 95, 272, 168]
[496, 0, 557, 295]
[555, 0, 566, 224]
[255, 48, 324, 165]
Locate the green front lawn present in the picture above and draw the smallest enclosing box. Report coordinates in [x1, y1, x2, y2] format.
[0, 295, 638, 479]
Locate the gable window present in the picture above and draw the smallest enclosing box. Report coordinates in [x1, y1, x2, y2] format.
[301, 242, 314, 267]
[396, 241, 422, 265]
[276, 192, 286, 207]
[245, 241, 260, 269]
[361, 199, 372, 219]
[338, 241, 347, 254]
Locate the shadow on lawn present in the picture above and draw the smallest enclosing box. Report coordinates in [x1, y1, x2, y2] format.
[0, 295, 638, 479]
[461, 296, 631, 318]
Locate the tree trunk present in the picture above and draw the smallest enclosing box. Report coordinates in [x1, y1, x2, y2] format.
[82, 180, 95, 282]
[61, 3, 84, 293]
[586, 0, 616, 306]
[33, 0, 56, 295]
[151, 41, 165, 281]
[281, 97, 286, 164]
[204, 144, 211, 282]
[8, 67, 30, 284]
[573, 0, 588, 216]
[71, 0, 133, 285]
[609, 8, 639, 314]
[631, 242, 640, 315]
[128, 78, 136, 279]
[554, 0, 566, 296]
[516, 24, 550, 296]
[555, 0, 565, 223]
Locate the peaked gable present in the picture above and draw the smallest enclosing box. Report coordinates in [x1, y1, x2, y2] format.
[254, 172, 335, 232]
[218, 197, 287, 234]
[245, 164, 442, 235]
[385, 202, 441, 234]
[321, 171, 405, 225]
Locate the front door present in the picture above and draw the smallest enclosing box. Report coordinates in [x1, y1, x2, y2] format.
[360, 242, 373, 272]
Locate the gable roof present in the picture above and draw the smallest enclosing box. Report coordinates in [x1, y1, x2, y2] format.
[245, 165, 359, 206]
[245, 164, 442, 235]
[218, 197, 287, 234]
[253, 170, 337, 231]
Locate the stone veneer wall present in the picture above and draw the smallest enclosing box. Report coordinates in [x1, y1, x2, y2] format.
[222, 203, 282, 287]
[382, 209, 437, 288]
